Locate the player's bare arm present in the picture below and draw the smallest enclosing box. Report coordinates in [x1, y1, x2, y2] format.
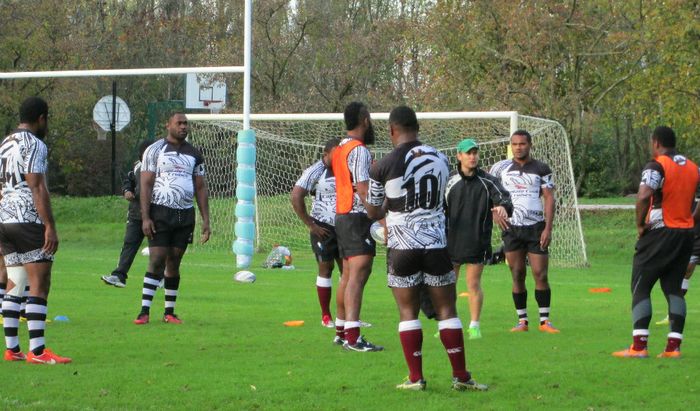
[365, 202, 383, 221]
[356, 179, 373, 210]
[194, 174, 211, 244]
[540, 186, 555, 249]
[140, 170, 156, 239]
[290, 185, 330, 238]
[636, 184, 654, 238]
[26, 172, 58, 255]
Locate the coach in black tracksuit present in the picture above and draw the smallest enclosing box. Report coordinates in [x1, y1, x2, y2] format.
[101, 141, 156, 288]
[444, 138, 512, 338]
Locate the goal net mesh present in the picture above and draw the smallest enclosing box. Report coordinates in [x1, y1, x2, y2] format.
[187, 114, 587, 267]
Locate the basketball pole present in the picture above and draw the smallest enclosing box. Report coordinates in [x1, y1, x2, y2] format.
[111, 81, 117, 195]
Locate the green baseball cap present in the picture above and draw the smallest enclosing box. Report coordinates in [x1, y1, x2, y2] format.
[457, 138, 479, 153]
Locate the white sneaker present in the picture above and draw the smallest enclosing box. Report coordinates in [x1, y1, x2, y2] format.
[321, 315, 335, 328]
[101, 274, 126, 288]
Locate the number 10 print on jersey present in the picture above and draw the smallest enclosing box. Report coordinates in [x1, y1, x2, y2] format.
[368, 141, 450, 250]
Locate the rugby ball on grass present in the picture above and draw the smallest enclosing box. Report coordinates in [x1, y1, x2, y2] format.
[370, 221, 386, 243]
[234, 270, 256, 283]
[141, 247, 150, 256]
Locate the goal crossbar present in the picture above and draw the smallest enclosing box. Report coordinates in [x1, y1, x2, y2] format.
[0, 66, 245, 79]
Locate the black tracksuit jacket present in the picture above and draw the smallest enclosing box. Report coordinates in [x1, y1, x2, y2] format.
[445, 167, 513, 262]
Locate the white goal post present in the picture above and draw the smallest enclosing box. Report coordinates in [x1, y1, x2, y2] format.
[187, 111, 588, 268]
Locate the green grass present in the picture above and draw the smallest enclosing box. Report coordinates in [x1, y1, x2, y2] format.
[2, 198, 698, 410]
[577, 196, 636, 205]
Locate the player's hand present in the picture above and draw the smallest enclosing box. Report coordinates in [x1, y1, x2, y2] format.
[201, 223, 211, 244]
[492, 207, 510, 230]
[540, 227, 552, 250]
[43, 225, 59, 255]
[637, 225, 649, 239]
[309, 222, 330, 238]
[492, 206, 508, 220]
[142, 218, 156, 240]
[124, 191, 135, 201]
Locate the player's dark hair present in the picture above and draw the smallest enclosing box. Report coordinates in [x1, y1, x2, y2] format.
[511, 129, 532, 143]
[323, 137, 341, 153]
[138, 140, 153, 158]
[389, 105, 419, 133]
[19, 96, 48, 123]
[652, 126, 676, 148]
[344, 102, 368, 131]
[168, 111, 187, 120]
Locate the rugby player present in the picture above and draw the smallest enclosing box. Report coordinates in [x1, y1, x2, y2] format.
[1, 97, 70, 364]
[133, 113, 210, 324]
[291, 138, 342, 328]
[331, 102, 381, 351]
[613, 126, 699, 358]
[367, 106, 487, 391]
[490, 130, 559, 333]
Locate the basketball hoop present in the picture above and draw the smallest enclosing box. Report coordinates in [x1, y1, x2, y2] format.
[203, 100, 224, 114]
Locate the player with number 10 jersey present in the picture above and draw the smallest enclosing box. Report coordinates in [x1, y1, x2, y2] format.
[367, 106, 487, 392]
[368, 140, 449, 251]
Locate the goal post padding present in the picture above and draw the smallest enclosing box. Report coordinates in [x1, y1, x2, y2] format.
[186, 112, 588, 268]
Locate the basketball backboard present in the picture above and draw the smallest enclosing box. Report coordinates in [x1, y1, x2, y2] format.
[92, 95, 131, 132]
[185, 73, 227, 110]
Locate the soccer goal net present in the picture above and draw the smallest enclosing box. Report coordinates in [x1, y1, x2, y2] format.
[187, 112, 588, 267]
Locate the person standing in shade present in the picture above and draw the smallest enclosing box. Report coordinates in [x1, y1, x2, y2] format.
[445, 138, 512, 339]
[613, 126, 699, 358]
[490, 130, 558, 333]
[133, 112, 210, 325]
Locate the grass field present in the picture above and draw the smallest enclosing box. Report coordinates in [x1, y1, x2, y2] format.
[2, 197, 698, 410]
[577, 196, 637, 205]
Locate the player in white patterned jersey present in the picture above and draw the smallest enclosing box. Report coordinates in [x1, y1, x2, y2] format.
[0, 97, 71, 364]
[367, 106, 487, 392]
[489, 129, 558, 334]
[133, 112, 210, 325]
[368, 142, 449, 251]
[291, 137, 341, 328]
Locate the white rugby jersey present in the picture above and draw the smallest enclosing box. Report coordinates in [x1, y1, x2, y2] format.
[490, 158, 554, 226]
[142, 138, 205, 210]
[339, 137, 372, 214]
[368, 141, 449, 250]
[0, 129, 49, 224]
[294, 160, 336, 226]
